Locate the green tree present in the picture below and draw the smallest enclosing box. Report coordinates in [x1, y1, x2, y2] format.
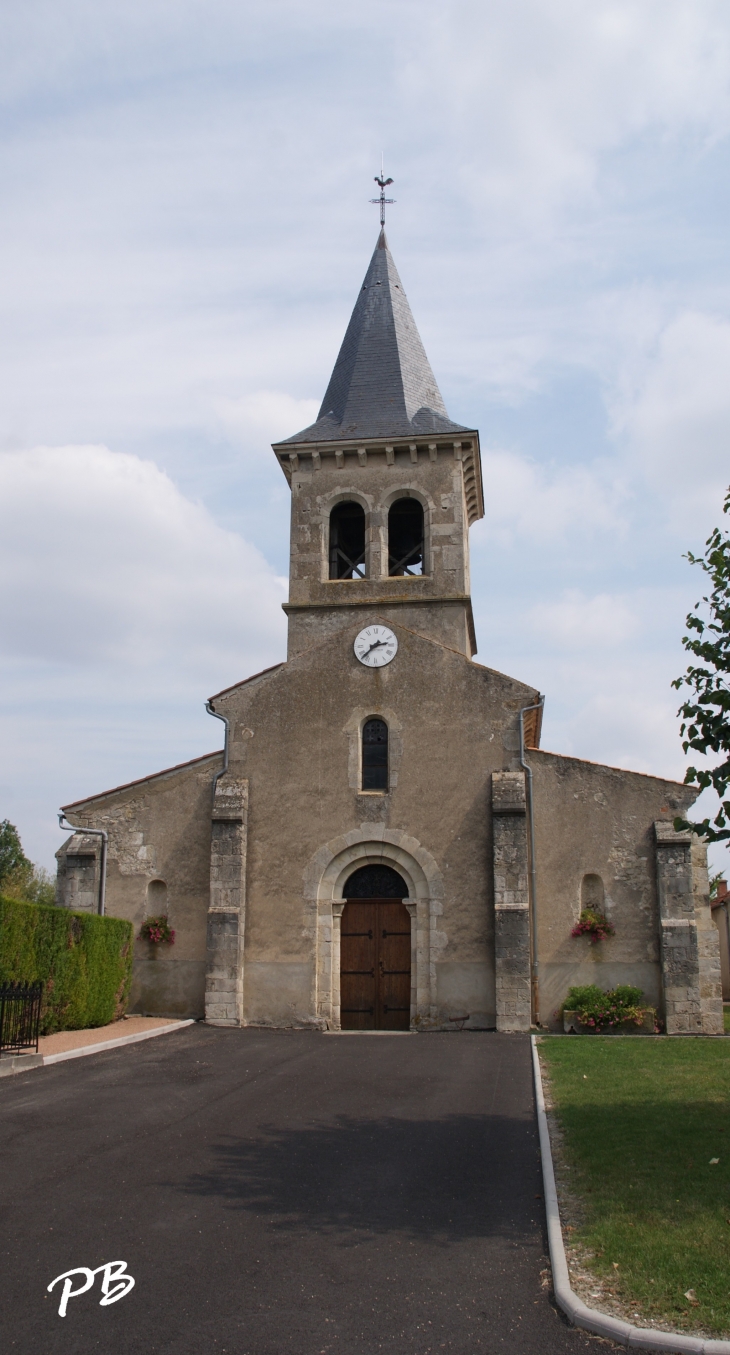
[0, 819, 31, 888]
[0, 820, 56, 905]
[673, 487, 730, 843]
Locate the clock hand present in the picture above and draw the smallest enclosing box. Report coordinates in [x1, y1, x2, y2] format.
[365, 639, 387, 654]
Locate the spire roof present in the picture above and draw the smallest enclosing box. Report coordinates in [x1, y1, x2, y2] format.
[282, 230, 469, 444]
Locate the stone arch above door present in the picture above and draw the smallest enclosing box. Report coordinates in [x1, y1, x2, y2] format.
[304, 827, 445, 1030]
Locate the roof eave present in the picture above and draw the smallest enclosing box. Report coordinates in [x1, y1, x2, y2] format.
[271, 429, 484, 526]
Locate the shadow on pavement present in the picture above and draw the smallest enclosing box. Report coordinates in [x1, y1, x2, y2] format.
[183, 1110, 541, 1244]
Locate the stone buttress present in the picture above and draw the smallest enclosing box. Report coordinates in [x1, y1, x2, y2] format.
[492, 771, 532, 1032]
[205, 775, 248, 1026]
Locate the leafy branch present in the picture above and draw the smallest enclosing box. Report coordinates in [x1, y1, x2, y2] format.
[672, 486, 730, 843]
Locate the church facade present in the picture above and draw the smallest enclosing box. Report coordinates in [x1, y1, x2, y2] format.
[56, 230, 723, 1035]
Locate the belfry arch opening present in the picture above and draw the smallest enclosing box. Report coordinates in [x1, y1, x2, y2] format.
[340, 864, 411, 1030]
[388, 497, 424, 575]
[329, 501, 366, 579]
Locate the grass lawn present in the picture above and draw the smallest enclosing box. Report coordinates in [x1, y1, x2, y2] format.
[539, 1038, 730, 1336]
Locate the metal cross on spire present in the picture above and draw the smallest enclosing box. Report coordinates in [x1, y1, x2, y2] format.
[370, 157, 395, 227]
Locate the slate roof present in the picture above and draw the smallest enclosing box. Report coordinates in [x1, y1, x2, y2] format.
[282, 229, 469, 444]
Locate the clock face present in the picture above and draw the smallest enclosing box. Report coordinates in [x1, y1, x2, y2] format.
[354, 625, 398, 668]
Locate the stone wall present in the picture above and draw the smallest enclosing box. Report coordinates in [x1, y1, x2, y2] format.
[651, 823, 721, 1035]
[654, 821, 703, 1033]
[205, 776, 248, 1026]
[56, 834, 101, 913]
[530, 751, 703, 1032]
[57, 752, 221, 1019]
[211, 622, 537, 1029]
[57, 618, 724, 1037]
[492, 771, 531, 1032]
[281, 438, 478, 659]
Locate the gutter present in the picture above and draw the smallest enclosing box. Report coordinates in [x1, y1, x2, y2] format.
[531, 1035, 730, 1353]
[205, 700, 230, 796]
[58, 813, 108, 917]
[519, 696, 544, 1028]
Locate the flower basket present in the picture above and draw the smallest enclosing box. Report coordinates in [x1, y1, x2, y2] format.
[560, 984, 656, 1034]
[563, 1008, 656, 1035]
[571, 908, 614, 943]
[139, 915, 175, 946]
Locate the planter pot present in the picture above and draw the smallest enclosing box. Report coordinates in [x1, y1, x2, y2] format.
[563, 1009, 656, 1035]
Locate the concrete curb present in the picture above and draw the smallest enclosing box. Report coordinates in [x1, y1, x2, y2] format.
[530, 1035, 730, 1355]
[1, 1020, 196, 1077]
[0, 1053, 44, 1078]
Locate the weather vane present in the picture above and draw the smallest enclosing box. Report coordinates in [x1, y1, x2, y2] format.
[370, 156, 395, 227]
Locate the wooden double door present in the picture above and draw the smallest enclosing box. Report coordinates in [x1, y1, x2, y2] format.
[340, 899, 412, 1030]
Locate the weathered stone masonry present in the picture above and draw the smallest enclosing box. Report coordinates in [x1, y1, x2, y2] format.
[493, 771, 531, 1033]
[654, 821, 722, 1035]
[55, 833, 101, 913]
[205, 776, 248, 1026]
[53, 227, 725, 1037]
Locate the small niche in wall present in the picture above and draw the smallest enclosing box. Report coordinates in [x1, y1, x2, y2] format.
[146, 879, 168, 912]
[581, 873, 605, 911]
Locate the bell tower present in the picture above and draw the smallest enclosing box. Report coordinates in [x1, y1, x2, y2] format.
[272, 229, 484, 659]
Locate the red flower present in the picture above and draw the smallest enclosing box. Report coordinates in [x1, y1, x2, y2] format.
[140, 915, 175, 945]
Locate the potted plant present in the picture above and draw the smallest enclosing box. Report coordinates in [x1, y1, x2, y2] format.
[571, 908, 614, 942]
[139, 915, 175, 946]
[561, 984, 656, 1034]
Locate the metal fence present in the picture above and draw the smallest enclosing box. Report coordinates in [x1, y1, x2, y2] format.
[0, 982, 43, 1055]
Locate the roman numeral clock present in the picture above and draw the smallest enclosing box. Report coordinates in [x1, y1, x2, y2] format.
[353, 625, 398, 668]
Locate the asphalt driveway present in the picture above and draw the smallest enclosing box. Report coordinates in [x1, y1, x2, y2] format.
[0, 1027, 608, 1354]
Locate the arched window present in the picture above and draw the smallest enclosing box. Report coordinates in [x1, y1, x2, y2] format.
[581, 874, 605, 911]
[388, 497, 424, 576]
[344, 864, 408, 898]
[146, 879, 168, 910]
[362, 718, 388, 792]
[329, 501, 366, 579]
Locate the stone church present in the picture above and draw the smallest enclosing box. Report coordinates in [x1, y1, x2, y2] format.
[57, 229, 722, 1035]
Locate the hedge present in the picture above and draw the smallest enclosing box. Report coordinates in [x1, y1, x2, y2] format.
[0, 896, 133, 1033]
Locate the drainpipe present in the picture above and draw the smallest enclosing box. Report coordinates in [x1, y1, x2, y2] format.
[206, 700, 229, 797]
[58, 813, 108, 917]
[519, 696, 545, 1027]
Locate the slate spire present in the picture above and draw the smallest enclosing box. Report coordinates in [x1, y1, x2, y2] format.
[283, 230, 467, 443]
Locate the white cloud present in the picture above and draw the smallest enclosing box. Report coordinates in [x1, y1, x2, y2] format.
[475, 448, 627, 544]
[215, 390, 320, 450]
[545, 689, 682, 776]
[0, 443, 289, 869]
[2, 0, 730, 885]
[0, 444, 286, 682]
[405, 0, 730, 225]
[619, 312, 730, 526]
[529, 590, 638, 647]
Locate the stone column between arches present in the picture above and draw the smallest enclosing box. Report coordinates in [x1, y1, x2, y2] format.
[305, 828, 445, 1030]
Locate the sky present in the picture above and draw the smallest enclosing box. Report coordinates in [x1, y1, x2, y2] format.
[1, 0, 729, 877]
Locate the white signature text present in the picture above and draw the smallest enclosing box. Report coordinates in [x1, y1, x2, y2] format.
[47, 1261, 135, 1317]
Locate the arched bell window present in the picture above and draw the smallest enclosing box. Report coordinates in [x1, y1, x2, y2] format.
[362, 717, 388, 792]
[388, 497, 424, 575]
[329, 501, 366, 579]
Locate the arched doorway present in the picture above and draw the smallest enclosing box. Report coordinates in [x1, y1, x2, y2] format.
[340, 865, 411, 1030]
